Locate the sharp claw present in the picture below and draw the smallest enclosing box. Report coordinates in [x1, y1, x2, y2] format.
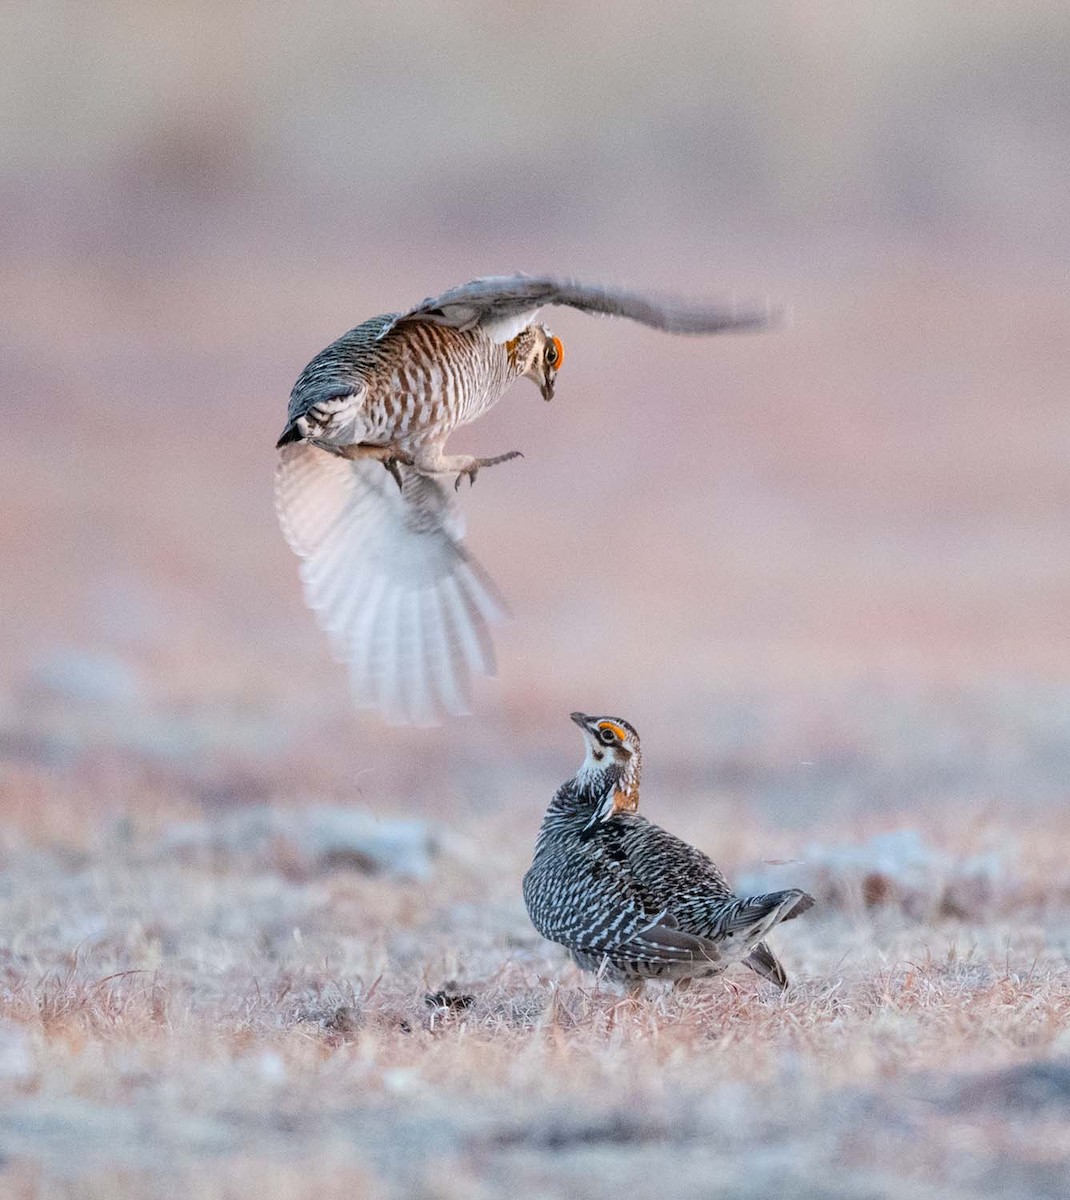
[451, 451, 522, 491]
[383, 457, 404, 490]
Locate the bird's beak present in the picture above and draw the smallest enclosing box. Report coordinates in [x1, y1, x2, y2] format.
[540, 376, 555, 402]
[570, 711, 591, 730]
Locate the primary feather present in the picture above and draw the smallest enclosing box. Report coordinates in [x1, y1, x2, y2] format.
[523, 713, 814, 986]
[276, 275, 778, 723]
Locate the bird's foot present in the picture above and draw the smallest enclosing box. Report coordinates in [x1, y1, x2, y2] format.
[381, 456, 407, 491]
[328, 443, 415, 490]
[453, 450, 523, 491]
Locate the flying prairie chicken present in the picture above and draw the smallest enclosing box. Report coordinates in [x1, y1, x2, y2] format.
[523, 713, 814, 989]
[275, 275, 776, 724]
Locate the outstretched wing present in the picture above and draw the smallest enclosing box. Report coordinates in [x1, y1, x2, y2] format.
[275, 443, 507, 725]
[380, 274, 779, 343]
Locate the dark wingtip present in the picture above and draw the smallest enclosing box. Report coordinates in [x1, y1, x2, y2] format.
[276, 425, 302, 449]
[744, 942, 790, 989]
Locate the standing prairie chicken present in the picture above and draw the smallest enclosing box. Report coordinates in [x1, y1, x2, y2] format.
[275, 275, 776, 724]
[523, 713, 814, 989]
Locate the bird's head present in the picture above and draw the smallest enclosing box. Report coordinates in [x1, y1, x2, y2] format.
[570, 712, 642, 834]
[510, 324, 564, 401]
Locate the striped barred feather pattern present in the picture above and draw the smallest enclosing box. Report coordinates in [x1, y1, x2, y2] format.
[276, 276, 779, 722]
[284, 315, 395, 433]
[522, 780, 726, 982]
[282, 318, 512, 447]
[275, 443, 507, 724]
[524, 772, 813, 987]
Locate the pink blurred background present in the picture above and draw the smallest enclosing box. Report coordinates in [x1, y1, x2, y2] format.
[3, 3, 1069, 818]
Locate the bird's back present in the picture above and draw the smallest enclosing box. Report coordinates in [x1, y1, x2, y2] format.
[614, 816, 737, 931]
[285, 314, 395, 428]
[617, 816, 731, 897]
[524, 774, 815, 985]
[523, 790, 664, 951]
[615, 815, 810, 946]
[287, 317, 512, 447]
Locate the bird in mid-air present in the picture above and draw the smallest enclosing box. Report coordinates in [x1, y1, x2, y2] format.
[523, 713, 813, 989]
[275, 275, 776, 724]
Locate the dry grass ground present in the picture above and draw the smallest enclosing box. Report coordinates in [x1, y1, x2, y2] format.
[6, 7, 1070, 1193]
[4, 208, 1070, 1197]
[2, 738, 1070, 1199]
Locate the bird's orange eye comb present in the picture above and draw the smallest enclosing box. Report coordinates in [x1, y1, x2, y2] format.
[597, 721, 627, 741]
[551, 336, 564, 367]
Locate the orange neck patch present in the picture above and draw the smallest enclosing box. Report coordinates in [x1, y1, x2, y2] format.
[611, 787, 639, 816]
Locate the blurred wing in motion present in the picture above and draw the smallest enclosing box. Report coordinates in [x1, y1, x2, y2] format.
[381, 273, 779, 343]
[275, 443, 507, 724]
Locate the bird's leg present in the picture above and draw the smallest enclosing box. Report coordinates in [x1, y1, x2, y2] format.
[315, 441, 414, 490]
[452, 450, 525, 492]
[411, 446, 524, 492]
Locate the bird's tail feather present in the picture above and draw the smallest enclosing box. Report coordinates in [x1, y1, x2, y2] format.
[744, 940, 789, 989]
[720, 888, 815, 940]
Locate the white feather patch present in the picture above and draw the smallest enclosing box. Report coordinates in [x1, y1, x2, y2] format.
[275, 443, 506, 725]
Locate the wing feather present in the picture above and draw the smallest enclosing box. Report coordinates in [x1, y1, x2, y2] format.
[568, 914, 724, 971]
[419, 588, 462, 716]
[346, 575, 388, 700]
[531, 847, 724, 972]
[440, 573, 498, 679]
[381, 273, 778, 343]
[436, 586, 475, 710]
[275, 443, 506, 724]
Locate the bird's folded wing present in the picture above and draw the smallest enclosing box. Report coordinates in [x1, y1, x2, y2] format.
[547, 898, 722, 969]
[610, 919, 724, 968]
[275, 443, 507, 725]
[380, 274, 779, 343]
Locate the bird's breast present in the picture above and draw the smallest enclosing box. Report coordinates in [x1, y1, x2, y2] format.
[362, 325, 512, 443]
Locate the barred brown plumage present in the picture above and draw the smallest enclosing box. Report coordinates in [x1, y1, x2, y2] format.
[523, 713, 814, 988]
[275, 274, 777, 724]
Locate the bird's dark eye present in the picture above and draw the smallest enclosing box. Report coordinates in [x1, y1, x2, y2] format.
[545, 346, 557, 366]
[545, 336, 563, 368]
[598, 728, 616, 746]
